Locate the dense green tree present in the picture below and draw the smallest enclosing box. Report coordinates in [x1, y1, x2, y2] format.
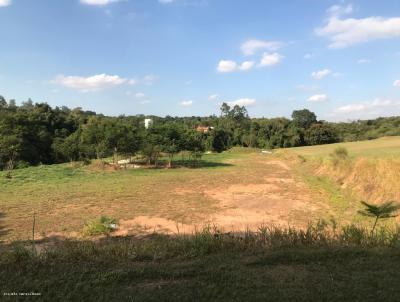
[0, 96, 7, 108]
[220, 103, 231, 117]
[80, 117, 108, 160]
[292, 109, 317, 129]
[305, 123, 339, 145]
[52, 131, 81, 163]
[210, 128, 231, 152]
[160, 123, 185, 167]
[0, 135, 22, 176]
[184, 130, 205, 166]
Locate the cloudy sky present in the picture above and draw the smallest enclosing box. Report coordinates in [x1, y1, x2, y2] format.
[0, 0, 400, 121]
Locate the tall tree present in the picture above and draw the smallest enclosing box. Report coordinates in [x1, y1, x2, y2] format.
[305, 123, 338, 146]
[292, 109, 317, 129]
[0, 135, 22, 177]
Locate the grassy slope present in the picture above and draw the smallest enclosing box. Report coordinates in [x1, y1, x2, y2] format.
[4, 249, 400, 302]
[289, 136, 400, 159]
[284, 136, 400, 221]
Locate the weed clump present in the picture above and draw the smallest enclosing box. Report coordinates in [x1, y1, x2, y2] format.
[83, 216, 118, 236]
[332, 146, 349, 159]
[330, 146, 349, 166]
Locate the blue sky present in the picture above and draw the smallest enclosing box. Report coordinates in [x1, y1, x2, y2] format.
[0, 0, 400, 121]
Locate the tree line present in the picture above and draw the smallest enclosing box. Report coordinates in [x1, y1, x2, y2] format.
[1, 95, 400, 170]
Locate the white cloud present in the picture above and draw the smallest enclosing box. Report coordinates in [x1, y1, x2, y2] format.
[158, 0, 174, 3]
[227, 98, 256, 107]
[80, 0, 120, 6]
[327, 4, 353, 17]
[208, 94, 219, 100]
[217, 60, 238, 73]
[217, 60, 255, 72]
[259, 52, 283, 67]
[0, 0, 11, 7]
[53, 74, 127, 92]
[333, 98, 400, 119]
[311, 69, 332, 80]
[308, 94, 329, 103]
[135, 92, 145, 98]
[139, 100, 151, 105]
[357, 59, 371, 64]
[217, 52, 281, 73]
[241, 39, 282, 56]
[394, 80, 400, 87]
[316, 16, 400, 48]
[238, 61, 255, 71]
[181, 100, 193, 107]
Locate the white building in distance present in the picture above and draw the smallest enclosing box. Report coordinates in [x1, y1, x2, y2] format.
[144, 118, 153, 129]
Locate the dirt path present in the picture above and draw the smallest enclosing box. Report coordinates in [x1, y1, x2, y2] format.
[114, 157, 327, 235]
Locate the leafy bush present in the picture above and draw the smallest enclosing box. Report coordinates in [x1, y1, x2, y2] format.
[330, 146, 349, 166]
[83, 216, 118, 236]
[15, 161, 30, 169]
[333, 146, 349, 159]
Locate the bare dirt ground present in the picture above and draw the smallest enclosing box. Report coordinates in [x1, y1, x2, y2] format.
[113, 157, 328, 236]
[0, 153, 333, 242]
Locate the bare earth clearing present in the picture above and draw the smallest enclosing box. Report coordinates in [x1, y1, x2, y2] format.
[0, 151, 344, 241]
[114, 157, 328, 236]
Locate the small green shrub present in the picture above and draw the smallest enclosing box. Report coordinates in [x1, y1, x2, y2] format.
[83, 216, 118, 236]
[332, 146, 349, 159]
[15, 161, 30, 169]
[358, 201, 400, 233]
[329, 146, 349, 166]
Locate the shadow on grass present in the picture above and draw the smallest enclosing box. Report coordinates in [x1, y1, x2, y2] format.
[172, 160, 233, 169]
[2, 224, 400, 301]
[2, 227, 400, 302]
[130, 159, 234, 169]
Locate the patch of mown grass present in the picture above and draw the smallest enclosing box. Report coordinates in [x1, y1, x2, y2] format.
[0, 163, 88, 187]
[1, 224, 400, 301]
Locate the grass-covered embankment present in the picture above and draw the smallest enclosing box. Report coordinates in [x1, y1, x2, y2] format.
[1, 223, 400, 301]
[286, 137, 400, 205]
